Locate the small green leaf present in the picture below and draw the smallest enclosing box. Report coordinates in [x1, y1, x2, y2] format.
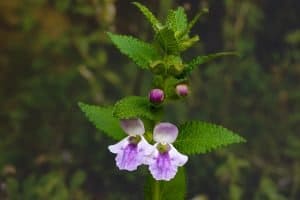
[178, 8, 209, 38]
[185, 52, 238, 73]
[133, 2, 163, 32]
[78, 102, 124, 140]
[174, 121, 246, 155]
[155, 28, 179, 54]
[107, 32, 160, 69]
[166, 7, 187, 35]
[113, 96, 158, 120]
[145, 168, 186, 200]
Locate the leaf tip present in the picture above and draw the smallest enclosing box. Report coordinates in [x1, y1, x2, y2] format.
[78, 101, 85, 109]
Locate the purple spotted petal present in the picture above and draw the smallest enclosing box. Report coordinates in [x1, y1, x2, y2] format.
[108, 136, 154, 171]
[148, 145, 188, 181]
[120, 119, 145, 136]
[153, 122, 178, 144]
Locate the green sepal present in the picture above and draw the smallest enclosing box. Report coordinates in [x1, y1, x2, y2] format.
[144, 168, 186, 200]
[78, 102, 124, 140]
[113, 96, 161, 120]
[107, 32, 161, 69]
[174, 121, 246, 155]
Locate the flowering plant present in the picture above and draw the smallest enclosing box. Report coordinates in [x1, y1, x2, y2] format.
[79, 2, 245, 199]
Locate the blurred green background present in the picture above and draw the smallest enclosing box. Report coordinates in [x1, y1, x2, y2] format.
[0, 0, 299, 199]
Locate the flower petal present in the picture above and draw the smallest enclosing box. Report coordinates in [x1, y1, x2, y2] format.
[108, 136, 130, 153]
[147, 144, 188, 181]
[108, 136, 154, 171]
[115, 143, 140, 171]
[169, 144, 188, 166]
[139, 136, 156, 163]
[149, 150, 178, 181]
[153, 122, 178, 144]
[120, 119, 145, 136]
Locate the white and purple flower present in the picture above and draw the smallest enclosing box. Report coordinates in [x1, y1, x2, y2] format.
[146, 122, 188, 181]
[108, 119, 153, 171]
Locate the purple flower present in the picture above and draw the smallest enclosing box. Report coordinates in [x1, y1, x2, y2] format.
[146, 123, 188, 181]
[176, 84, 189, 97]
[108, 119, 154, 171]
[149, 89, 164, 104]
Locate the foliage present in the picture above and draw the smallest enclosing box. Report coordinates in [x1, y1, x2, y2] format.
[112, 96, 159, 120]
[175, 121, 245, 155]
[133, 2, 162, 32]
[78, 102, 124, 140]
[107, 32, 161, 69]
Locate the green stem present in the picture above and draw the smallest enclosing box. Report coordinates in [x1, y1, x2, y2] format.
[153, 180, 160, 200]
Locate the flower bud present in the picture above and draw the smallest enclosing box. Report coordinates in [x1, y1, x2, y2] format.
[176, 84, 189, 97]
[149, 89, 164, 104]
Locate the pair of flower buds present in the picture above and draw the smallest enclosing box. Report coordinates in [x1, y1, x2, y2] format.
[108, 119, 188, 181]
[149, 83, 189, 104]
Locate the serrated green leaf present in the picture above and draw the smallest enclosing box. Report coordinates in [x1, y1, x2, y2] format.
[107, 32, 160, 69]
[145, 168, 186, 200]
[185, 52, 238, 73]
[133, 2, 162, 32]
[166, 7, 187, 35]
[155, 28, 179, 54]
[113, 96, 159, 120]
[78, 102, 124, 140]
[178, 8, 209, 38]
[174, 121, 246, 155]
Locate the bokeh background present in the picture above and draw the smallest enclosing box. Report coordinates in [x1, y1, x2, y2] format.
[0, 0, 299, 199]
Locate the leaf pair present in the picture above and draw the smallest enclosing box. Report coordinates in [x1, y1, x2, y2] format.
[79, 99, 245, 156]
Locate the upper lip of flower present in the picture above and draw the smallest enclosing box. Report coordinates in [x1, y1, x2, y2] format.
[120, 118, 145, 136]
[153, 122, 179, 144]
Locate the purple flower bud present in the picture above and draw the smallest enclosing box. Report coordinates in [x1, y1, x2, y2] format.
[176, 84, 189, 97]
[149, 89, 164, 104]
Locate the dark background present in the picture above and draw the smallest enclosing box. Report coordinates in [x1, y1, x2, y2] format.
[0, 0, 299, 199]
